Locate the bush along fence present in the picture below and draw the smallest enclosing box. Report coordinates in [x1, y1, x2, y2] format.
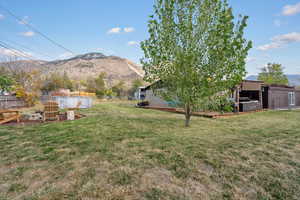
[0, 96, 26, 109]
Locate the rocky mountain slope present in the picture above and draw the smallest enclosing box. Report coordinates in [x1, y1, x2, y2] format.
[0, 53, 144, 87]
[45, 53, 144, 87]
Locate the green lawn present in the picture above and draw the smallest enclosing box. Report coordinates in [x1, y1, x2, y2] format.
[0, 102, 300, 200]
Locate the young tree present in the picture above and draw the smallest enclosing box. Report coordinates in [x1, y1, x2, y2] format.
[258, 63, 289, 85]
[13, 70, 42, 106]
[94, 72, 106, 98]
[85, 72, 107, 98]
[0, 75, 14, 94]
[141, 0, 252, 127]
[103, 88, 115, 99]
[129, 79, 144, 97]
[62, 71, 74, 91]
[41, 72, 64, 93]
[112, 81, 126, 98]
[0, 57, 43, 106]
[41, 72, 74, 93]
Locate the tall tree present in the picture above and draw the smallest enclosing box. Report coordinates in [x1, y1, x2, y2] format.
[141, 0, 252, 127]
[258, 63, 289, 85]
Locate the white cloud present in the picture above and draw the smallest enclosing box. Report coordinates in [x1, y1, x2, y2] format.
[107, 27, 121, 34]
[0, 14, 4, 20]
[282, 2, 300, 16]
[273, 32, 300, 43]
[18, 16, 30, 25]
[257, 43, 282, 51]
[0, 48, 18, 57]
[127, 41, 139, 46]
[20, 31, 35, 37]
[0, 47, 32, 58]
[124, 27, 135, 33]
[257, 32, 300, 51]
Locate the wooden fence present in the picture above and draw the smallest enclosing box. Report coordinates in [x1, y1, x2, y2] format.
[0, 96, 26, 109]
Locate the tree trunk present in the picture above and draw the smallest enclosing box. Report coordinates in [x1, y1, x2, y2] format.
[185, 104, 191, 127]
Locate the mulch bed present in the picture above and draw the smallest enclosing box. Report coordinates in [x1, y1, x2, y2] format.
[138, 106, 266, 119]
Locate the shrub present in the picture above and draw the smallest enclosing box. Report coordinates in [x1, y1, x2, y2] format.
[203, 94, 234, 113]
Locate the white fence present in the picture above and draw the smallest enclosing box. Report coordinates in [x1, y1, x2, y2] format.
[52, 96, 93, 109]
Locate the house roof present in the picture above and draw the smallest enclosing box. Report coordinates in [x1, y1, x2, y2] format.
[144, 80, 163, 90]
[242, 80, 264, 83]
[264, 84, 295, 89]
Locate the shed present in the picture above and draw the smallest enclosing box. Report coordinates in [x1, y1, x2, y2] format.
[262, 84, 300, 110]
[234, 80, 264, 112]
[142, 80, 300, 112]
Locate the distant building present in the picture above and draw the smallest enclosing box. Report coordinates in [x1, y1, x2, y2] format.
[134, 86, 147, 100]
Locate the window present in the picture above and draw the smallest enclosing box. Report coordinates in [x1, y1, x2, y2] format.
[288, 92, 295, 106]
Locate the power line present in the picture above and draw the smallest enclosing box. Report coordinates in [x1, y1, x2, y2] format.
[0, 42, 45, 66]
[0, 40, 35, 59]
[2, 38, 54, 59]
[0, 41, 36, 60]
[0, 4, 76, 55]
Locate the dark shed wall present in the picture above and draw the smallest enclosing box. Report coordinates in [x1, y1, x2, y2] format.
[268, 87, 295, 109]
[296, 91, 300, 106]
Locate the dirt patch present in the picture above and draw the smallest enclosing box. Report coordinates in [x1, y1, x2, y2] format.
[198, 162, 215, 176]
[185, 179, 210, 199]
[140, 168, 185, 195]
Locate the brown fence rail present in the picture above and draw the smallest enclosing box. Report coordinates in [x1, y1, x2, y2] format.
[0, 96, 26, 109]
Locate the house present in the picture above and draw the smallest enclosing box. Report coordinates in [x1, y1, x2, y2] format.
[142, 80, 300, 111]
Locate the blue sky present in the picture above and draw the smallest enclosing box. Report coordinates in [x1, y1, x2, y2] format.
[0, 0, 300, 75]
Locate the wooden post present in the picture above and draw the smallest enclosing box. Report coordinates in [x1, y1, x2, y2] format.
[16, 111, 20, 123]
[236, 87, 240, 113]
[259, 89, 263, 110]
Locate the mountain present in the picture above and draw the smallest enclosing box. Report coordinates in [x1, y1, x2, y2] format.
[0, 53, 144, 87]
[45, 53, 144, 87]
[246, 74, 300, 86]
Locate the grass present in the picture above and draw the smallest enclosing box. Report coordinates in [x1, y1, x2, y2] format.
[0, 101, 299, 200]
